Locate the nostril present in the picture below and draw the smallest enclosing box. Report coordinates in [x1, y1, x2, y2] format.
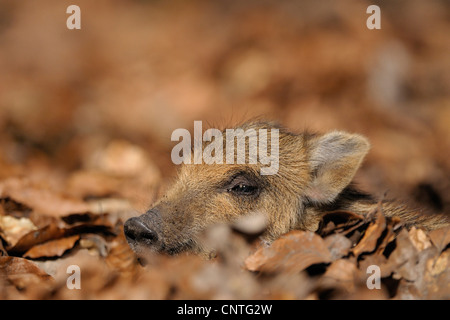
[124, 217, 158, 244]
[140, 228, 158, 242]
[124, 221, 136, 241]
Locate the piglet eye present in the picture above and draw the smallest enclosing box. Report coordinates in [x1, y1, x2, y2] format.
[229, 184, 258, 195]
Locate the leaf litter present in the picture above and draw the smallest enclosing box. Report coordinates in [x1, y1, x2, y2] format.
[1, 176, 449, 299]
[0, 0, 449, 300]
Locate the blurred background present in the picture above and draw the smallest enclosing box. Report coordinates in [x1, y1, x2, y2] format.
[0, 0, 449, 215]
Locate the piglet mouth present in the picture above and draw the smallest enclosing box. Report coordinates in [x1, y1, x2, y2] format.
[159, 238, 198, 255]
[124, 229, 198, 260]
[127, 240, 198, 267]
[125, 241, 163, 266]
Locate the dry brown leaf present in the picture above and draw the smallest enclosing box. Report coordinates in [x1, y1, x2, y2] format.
[393, 245, 448, 299]
[7, 213, 115, 256]
[374, 216, 398, 255]
[0, 256, 53, 289]
[64, 216, 115, 237]
[428, 226, 450, 253]
[352, 208, 386, 257]
[408, 227, 432, 252]
[320, 259, 358, 292]
[104, 229, 137, 276]
[357, 252, 390, 277]
[7, 223, 66, 255]
[245, 230, 332, 274]
[324, 233, 352, 260]
[87, 198, 134, 215]
[66, 170, 122, 198]
[79, 234, 109, 257]
[0, 215, 37, 247]
[338, 286, 389, 300]
[84, 140, 159, 178]
[0, 178, 90, 217]
[61, 212, 115, 227]
[421, 250, 450, 299]
[23, 235, 80, 259]
[0, 239, 7, 256]
[426, 250, 449, 277]
[0, 197, 32, 216]
[319, 210, 364, 236]
[386, 229, 419, 282]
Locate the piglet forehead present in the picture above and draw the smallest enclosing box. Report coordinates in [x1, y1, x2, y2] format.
[172, 121, 281, 176]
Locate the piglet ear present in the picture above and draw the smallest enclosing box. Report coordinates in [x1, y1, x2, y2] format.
[305, 131, 370, 204]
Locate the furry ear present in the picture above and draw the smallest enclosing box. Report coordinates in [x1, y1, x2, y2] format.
[305, 131, 370, 204]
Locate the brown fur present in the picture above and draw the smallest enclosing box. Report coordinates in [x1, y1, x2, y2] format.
[124, 121, 450, 256]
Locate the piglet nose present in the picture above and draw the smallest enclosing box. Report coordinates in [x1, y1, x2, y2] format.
[124, 217, 158, 244]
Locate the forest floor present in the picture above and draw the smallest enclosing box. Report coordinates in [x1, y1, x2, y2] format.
[0, 0, 449, 299]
